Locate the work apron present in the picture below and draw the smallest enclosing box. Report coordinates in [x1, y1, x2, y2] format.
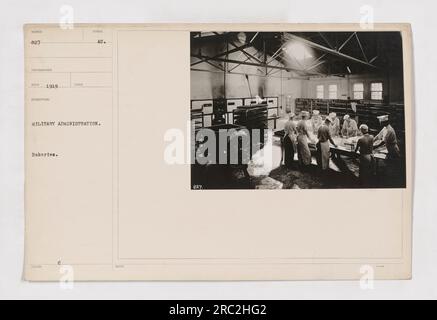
[283, 134, 296, 168]
[297, 134, 311, 166]
[359, 153, 375, 185]
[316, 140, 330, 170]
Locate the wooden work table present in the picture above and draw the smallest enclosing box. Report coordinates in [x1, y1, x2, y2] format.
[329, 136, 388, 160]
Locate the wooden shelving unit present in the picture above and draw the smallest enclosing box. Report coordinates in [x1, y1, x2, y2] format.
[295, 98, 405, 132]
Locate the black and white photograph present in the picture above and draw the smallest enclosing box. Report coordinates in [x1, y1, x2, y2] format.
[191, 31, 406, 190]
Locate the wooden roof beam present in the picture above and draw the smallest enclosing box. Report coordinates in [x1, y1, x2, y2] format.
[283, 33, 378, 69]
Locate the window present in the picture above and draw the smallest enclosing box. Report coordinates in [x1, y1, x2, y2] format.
[371, 82, 383, 100]
[353, 83, 364, 100]
[316, 85, 324, 99]
[328, 84, 337, 99]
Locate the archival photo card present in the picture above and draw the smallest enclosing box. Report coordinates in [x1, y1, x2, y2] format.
[24, 24, 413, 281]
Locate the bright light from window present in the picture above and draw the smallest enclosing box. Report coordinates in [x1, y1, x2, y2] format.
[284, 41, 314, 61]
[328, 84, 338, 99]
[353, 83, 364, 100]
[371, 82, 383, 100]
[316, 85, 324, 99]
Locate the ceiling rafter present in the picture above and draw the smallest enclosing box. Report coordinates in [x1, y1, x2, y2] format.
[318, 32, 334, 49]
[228, 41, 262, 64]
[284, 33, 378, 69]
[190, 67, 311, 80]
[191, 31, 382, 77]
[191, 53, 320, 76]
[338, 32, 356, 52]
[190, 43, 252, 67]
[355, 33, 369, 62]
